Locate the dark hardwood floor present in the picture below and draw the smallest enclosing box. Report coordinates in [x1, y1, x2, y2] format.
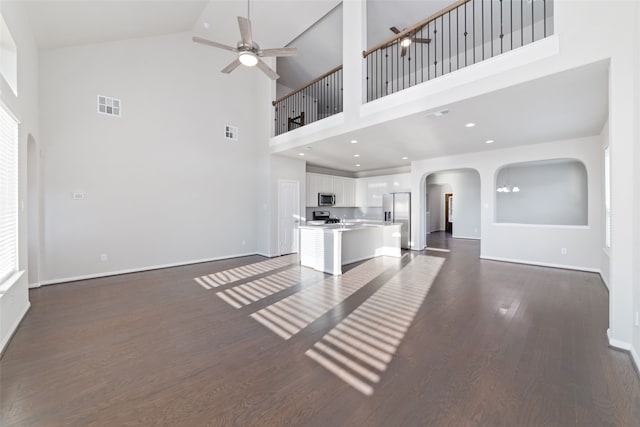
[2, 232, 640, 426]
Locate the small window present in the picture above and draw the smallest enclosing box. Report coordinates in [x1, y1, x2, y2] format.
[225, 125, 238, 141]
[97, 95, 121, 117]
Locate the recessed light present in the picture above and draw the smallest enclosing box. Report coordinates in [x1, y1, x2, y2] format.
[350, 139, 358, 144]
[402, 157, 409, 160]
[354, 154, 360, 157]
[465, 122, 476, 128]
[485, 140, 494, 144]
[433, 109, 449, 117]
[298, 153, 304, 156]
[355, 164, 361, 167]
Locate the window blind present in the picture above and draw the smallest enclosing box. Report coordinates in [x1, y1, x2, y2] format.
[0, 103, 18, 284]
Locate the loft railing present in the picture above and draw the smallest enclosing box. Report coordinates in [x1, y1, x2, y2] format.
[273, 0, 552, 135]
[364, 0, 552, 102]
[272, 65, 343, 136]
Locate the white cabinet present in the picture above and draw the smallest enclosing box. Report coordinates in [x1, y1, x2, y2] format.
[306, 173, 357, 207]
[306, 174, 319, 207]
[355, 173, 411, 207]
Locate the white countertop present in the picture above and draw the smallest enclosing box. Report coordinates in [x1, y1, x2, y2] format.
[299, 221, 399, 232]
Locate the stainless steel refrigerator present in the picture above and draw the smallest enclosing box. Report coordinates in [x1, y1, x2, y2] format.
[383, 192, 411, 249]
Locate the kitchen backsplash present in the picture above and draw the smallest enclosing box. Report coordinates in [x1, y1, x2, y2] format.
[305, 207, 383, 222]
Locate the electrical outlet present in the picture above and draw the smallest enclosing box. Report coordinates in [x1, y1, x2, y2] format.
[100, 254, 108, 262]
[560, 248, 567, 255]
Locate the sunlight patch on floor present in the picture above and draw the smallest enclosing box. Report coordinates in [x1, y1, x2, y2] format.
[250, 257, 396, 340]
[193, 254, 297, 289]
[305, 255, 445, 395]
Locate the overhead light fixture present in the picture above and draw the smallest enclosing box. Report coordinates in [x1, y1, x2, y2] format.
[354, 154, 360, 157]
[402, 157, 409, 160]
[355, 164, 361, 167]
[350, 139, 358, 144]
[465, 122, 476, 128]
[298, 153, 304, 156]
[496, 166, 520, 193]
[400, 37, 412, 48]
[238, 51, 258, 67]
[485, 140, 494, 144]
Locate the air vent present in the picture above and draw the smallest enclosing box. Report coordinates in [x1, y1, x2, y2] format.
[97, 95, 121, 117]
[225, 125, 238, 141]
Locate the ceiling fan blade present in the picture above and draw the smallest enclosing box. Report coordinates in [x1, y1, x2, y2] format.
[413, 37, 432, 44]
[221, 58, 242, 74]
[260, 47, 298, 58]
[256, 59, 279, 80]
[390, 26, 401, 34]
[192, 36, 237, 52]
[237, 16, 253, 46]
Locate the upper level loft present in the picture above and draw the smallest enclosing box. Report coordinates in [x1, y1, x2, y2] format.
[273, 0, 554, 137]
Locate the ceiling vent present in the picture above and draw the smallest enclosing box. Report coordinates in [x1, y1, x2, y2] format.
[97, 95, 121, 117]
[225, 125, 238, 141]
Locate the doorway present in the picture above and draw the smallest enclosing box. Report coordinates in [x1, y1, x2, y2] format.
[277, 180, 300, 255]
[445, 193, 453, 234]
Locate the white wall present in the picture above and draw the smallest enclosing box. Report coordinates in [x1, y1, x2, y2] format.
[425, 170, 480, 239]
[0, 0, 39, 353]
[496, 160, 588, 225]
[39, 32, 270, 283]
[413, 136, 602, 271]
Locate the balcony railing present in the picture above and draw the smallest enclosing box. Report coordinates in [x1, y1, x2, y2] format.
[364, 0, 552, 102]
[273, 0, 552, 135]
[272, 65, 343, 136]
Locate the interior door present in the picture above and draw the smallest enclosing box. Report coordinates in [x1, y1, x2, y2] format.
[445, 193, 453, 234]
[278, 180, 300, 255]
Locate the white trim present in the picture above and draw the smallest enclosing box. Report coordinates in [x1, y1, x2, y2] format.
[599, 271, 609, 291]
[0, 301, 30, 355]
[451, 235, 480, 240]
[0, 270, 24, 293]
[28, 282, 41, 289]
[0, 98, 21, 123]
[480, 256, 600, 273]
[606, 330, 640, 379]
[255, 252, 277, 258]
[39, 252, 259, 286]
[492, 223, 590, 230]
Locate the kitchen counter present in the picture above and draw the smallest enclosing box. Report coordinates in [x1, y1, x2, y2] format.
[299, 222, 402, 275]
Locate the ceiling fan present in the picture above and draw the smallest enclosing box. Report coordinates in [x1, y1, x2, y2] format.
[389, 26, 431, 57]
[192, 0, 297, 80]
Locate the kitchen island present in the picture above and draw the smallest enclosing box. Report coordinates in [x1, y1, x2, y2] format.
[299, 221, 402, 275]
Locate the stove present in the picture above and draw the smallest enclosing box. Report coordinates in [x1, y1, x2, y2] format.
[312, 210, 340, 224]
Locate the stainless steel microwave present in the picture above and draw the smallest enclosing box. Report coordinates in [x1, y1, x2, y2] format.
[318, 193, 336, 206]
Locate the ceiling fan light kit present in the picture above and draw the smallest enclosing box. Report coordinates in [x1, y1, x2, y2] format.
[192, 0, 297, 79]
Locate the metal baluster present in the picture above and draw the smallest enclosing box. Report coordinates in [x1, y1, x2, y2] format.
[433, 19, 437, 77]
[500, 0, 504, 54]
[441, 16, 444, 76]
[531, 0, 534, 42]
[510, 0, 513, 51]
[473, 0, 476, 63]
[449, 11, 452, 73]
[491, 0, 494, 57]
[464, 2, 468, 67]
[521, 0, 523, 47]
[544, 0, 547, 37]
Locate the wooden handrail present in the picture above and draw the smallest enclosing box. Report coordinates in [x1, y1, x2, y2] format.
[363, 0, 471, 58]
[272, 65, 343, 106]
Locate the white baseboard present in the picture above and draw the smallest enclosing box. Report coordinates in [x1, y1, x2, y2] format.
[480, 256, 600, 273]
[607, 329, 640, 377]
[28, 282, 41, 289]
[39, 252, 260, 286]
[255, 252, 277, 258]
[452, 235, 480, 240]
[1, 301, 30, 356]
[599, 271, 609, 291]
